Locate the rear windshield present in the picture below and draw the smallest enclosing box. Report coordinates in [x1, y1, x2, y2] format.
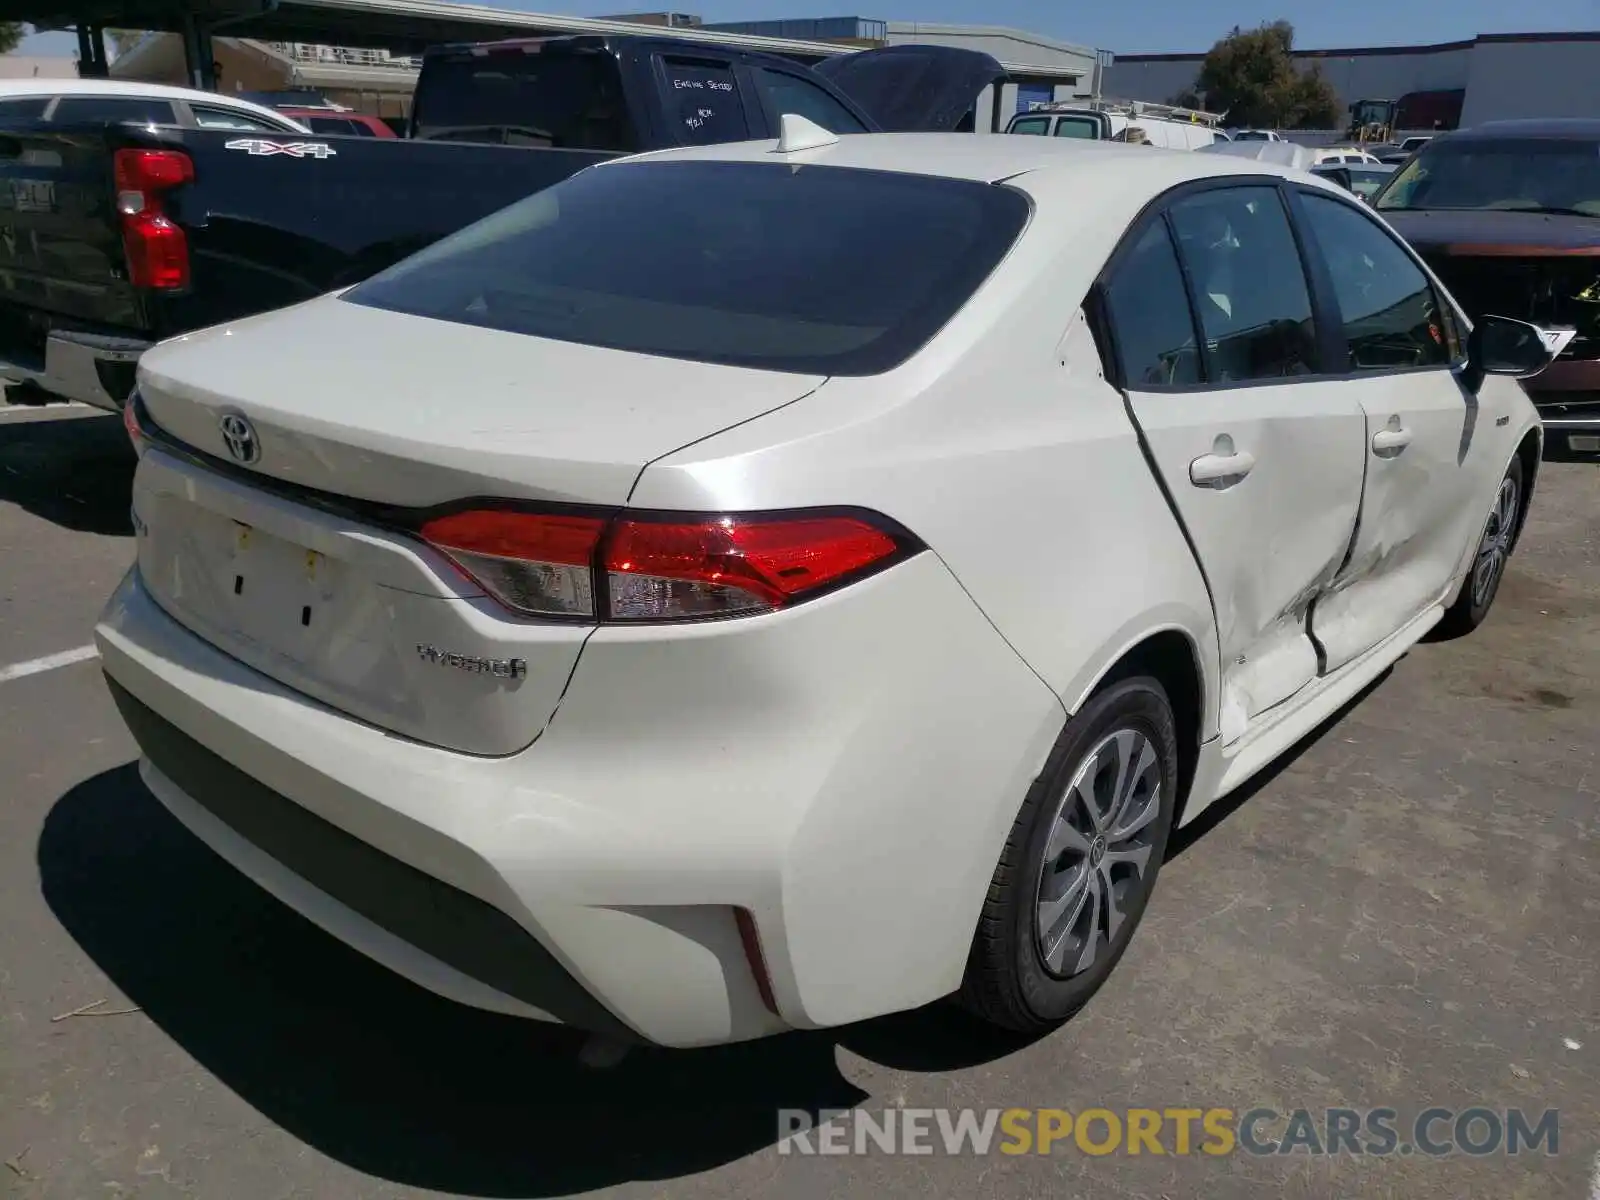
[1054, 116, 1100, 139]
[411, 48, 637, 150]
[1376, 137, 1600, 214]
[344, 159, 1031, 376]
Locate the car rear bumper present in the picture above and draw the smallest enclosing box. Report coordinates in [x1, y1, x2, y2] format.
[96, 557, 1062, 1047]
[0, 329, 148, 411]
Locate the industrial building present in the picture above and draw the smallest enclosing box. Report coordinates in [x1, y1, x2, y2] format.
[1105, 30, 1600, 128]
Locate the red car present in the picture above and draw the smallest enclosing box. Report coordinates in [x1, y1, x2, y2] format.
[276, 108, 397, 138]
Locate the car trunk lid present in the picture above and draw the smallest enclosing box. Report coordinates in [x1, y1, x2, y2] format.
[132, 295, 825, 754]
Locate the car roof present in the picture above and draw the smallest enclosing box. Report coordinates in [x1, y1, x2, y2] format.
[608, 131, 1326, 192]
[1454, 118, 1600, 140]
[0, 78, 305, 129]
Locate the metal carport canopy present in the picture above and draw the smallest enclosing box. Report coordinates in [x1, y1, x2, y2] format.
[13, 0, 1083, 75]
[20, 0, 857, 58]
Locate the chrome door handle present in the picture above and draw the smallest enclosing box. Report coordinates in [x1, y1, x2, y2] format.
[1372, 426, 1413, 453]
[1189, 449, 1256, 487]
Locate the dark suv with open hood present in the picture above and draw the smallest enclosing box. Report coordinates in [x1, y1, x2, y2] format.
[1374, 119, 1600, 458]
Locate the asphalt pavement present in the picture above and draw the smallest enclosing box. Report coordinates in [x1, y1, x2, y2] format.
[1, 402, 1596, 1199]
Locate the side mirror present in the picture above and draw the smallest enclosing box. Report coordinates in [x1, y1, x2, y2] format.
[1461, 314, 1559, 393]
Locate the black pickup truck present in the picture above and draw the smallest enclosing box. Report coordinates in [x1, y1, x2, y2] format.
[0, 36, 999, 410]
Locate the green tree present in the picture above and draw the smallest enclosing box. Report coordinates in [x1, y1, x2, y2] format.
[0, 22, 28, 54]
[1186, 20, 1342, 129]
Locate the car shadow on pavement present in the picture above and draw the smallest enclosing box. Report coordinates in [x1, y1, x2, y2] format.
[0, 412, 135, 536]
[38, 764, 1037, 1196]
[1167, 667, 1392, 859]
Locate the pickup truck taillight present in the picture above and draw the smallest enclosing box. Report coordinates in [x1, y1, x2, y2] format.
[418, 507, 919, 623]
[114, 149, 194, 291]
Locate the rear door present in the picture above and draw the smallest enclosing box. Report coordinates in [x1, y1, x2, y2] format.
[1100, 181, 1368, 743]
[1290, 187, 1483, 669]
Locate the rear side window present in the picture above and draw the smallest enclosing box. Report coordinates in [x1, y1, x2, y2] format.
[344, 159, 1031, 376]
[1054, 116, 1100, 139]
[412, 49, 636, 150]
[753, 67, 867, 134]
[1298, 193, 1454, 370]
[1010, 116, 1050, 135]
[52, 96, 177, 125]
[191, 106, 283, 131]
[0, 97, 50, 120]
[1102, 221, 1202, 388]
[1168, 187, 1320, 381]
[661, 58, 750, 144]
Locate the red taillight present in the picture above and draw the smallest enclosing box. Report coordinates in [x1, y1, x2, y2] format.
[417, 507, 913, 623]
[121, 391, 144, 454]
[419, 509, 605, 618]
[604, 514, 901, 620]
[113, 148, 193, 291]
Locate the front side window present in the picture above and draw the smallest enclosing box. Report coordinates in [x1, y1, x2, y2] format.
[753, 68, 867, 134]
[1101, 221, 1202, 388]
[1299, 193, 1454, 371]
[1376, 137, 1600, 216]
[52, 96, 177, 125]
[344, 159, 1030, 376]
[1168, 187, 1320, 382]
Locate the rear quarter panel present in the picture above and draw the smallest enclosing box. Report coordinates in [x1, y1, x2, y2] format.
[628, 190, 1223, 735]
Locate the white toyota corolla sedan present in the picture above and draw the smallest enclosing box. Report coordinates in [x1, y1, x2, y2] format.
[100, 122, 1551, 1048]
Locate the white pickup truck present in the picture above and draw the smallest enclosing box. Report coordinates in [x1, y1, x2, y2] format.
[1007, 98, 1225, 150]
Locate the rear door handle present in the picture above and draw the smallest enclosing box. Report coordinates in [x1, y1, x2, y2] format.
[1372, 426, 1413, 453]
[1189, 449, 1256, 487]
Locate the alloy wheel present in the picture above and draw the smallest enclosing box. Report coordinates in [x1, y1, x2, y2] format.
[1472, 474, 1519, 609]
[1034, 727, 1164, 978]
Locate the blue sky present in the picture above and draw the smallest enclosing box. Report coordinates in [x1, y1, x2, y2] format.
[19, 0, 1600, 56]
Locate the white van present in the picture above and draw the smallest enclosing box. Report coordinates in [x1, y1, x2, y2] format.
[1006, 99, 1225, 150]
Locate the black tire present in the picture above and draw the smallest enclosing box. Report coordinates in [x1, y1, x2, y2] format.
[958, 676, 1179, 1034]
[1435, 454, 1524, 640]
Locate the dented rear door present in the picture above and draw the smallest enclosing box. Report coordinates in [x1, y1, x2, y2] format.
[1102, 190, 1367, 745]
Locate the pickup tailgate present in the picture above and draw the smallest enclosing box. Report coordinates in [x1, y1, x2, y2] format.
[0, 124, 148, 335]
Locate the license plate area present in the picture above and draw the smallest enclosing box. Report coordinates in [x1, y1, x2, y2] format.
[221, 520, 340, 659]
[138, 492, 371, 671]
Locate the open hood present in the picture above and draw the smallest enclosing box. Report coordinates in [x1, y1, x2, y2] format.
[814, 45, 1005, 133]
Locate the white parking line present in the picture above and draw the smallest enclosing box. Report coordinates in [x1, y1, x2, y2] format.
[0, 644, 100, 684]
[0, 401, 96, 418]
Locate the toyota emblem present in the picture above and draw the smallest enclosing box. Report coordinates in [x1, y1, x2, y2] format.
[218, 411, 260, 464]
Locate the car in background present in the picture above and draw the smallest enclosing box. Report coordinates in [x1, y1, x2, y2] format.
[1312, 162, 1396, 202]
[0, 79, 309, 133]
[1227, 128, 1284, 142]
[1374, 119, 1600, 457]
[101, 132, 1549, 1049]
[1312, 146, 1382, 167]
[276, 108, 398, 137]
[1007, 100, 1224, 150]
